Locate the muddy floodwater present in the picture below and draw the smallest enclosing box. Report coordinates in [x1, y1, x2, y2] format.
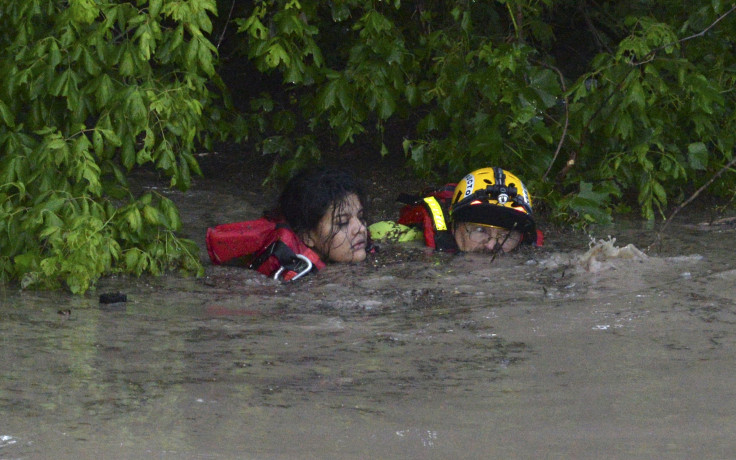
[2, 171, 736, 459]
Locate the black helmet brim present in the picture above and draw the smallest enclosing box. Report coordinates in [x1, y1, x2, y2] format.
[452, 203, 537, 244]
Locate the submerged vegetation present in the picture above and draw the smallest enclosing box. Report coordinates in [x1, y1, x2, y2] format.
[1, 0, 735, 292]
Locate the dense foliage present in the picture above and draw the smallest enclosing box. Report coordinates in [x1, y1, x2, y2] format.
[2, 0, 735, 292]
[225, 0, 736, 223]
[0, 0, 220, 292]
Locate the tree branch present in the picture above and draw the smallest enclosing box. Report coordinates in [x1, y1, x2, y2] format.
[216, 0, 237, 51]
[538, 62, 570, 182]
[649, 154, 736, 251]
[631, 4, 736, 66]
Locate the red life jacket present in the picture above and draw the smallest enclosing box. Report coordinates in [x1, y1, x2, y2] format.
[206, 217, 325, 281]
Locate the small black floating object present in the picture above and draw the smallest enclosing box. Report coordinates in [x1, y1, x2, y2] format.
[57, 309, 71, 317]
[99, 292, 127, 304]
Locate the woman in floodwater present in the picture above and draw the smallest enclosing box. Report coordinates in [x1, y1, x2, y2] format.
[206, 167, 369, 280]
[276, 167, 369, 264]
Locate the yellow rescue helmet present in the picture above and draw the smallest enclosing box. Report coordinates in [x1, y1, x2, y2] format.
[449, 167, 537, 243]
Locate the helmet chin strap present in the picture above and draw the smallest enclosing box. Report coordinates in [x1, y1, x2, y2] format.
[490, 221, 518, 263]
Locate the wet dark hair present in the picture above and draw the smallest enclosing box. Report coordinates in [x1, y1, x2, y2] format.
[276, 167, 366, 241]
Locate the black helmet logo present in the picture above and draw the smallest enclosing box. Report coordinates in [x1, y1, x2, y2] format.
[463, 174, 475, 198]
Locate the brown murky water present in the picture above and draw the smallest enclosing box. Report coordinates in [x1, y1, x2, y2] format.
[2, 172, 736, 459]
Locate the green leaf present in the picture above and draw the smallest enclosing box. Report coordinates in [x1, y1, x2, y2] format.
[410, 143, 425, 164]
[0, 100, 15, 128]
[94, 74, 114, 107]
[160, 198, 181, 230]
[652, 180, 667, 204]
[49, 69, 71, 97]
[126, 208, 142, 232]
[149, 0, 163, 17]
[528, 68, 560, 108]
[92, 129, 104, 155]
[265, 43, 290, 68]
[614, 113, 633, 140]
[121, 142, 135, 169]
[568, 182, 612, 224]
[142, 205, 161, 225]
[197, 36, 215, 75]
[239, 13, 269, 40]
[687, 142, 708, 170]
[125, 249, 140, 271]
[119, 49, 136, 76]
[82, 48, 101, 76]
[69, 0, 99, 24]
[99, 127, 122, 147]
[405, 84, 417, 106]
[626, 81, 646, 110]
[126, 90, 147, 125]
[39, 225, 60, 239]
[137, 27, 154, 60]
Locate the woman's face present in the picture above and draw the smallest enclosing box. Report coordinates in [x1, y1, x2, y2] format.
[305, 193, 368, 263]
[453, 222, 522, 253]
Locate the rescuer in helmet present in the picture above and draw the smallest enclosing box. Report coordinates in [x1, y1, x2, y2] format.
[448, 167, 540, 253]
[369, 166, 542, 253]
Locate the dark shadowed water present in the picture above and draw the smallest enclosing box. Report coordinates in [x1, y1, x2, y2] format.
[2, 174, 736, 459]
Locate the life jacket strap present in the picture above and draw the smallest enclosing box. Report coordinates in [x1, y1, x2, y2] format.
[396, 186, 459, 252]
[250, 240, 318, 281]
[422, 196, 448, 231]
[272, 254, 313, 281]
